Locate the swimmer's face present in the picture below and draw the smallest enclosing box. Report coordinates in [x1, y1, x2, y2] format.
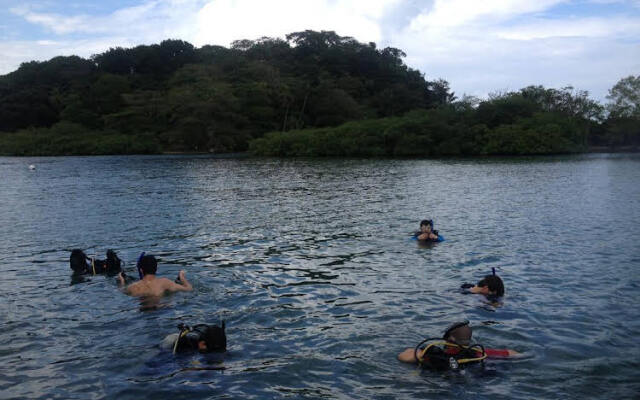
[198, 340, 208, 352]
[472, 280, 493, 295]
[477, 285, 492, 295]
[421, 224, 432, 233]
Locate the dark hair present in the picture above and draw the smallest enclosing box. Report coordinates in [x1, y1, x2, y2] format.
[443, 320, 472, 346]
[105, 249, 121, 272]
[70, 249, 89, 274]
[200, 322, 226, 352]
[477, 275, 504, 297]
[420, 219, 433, 228]
[139, 255, 157, 275]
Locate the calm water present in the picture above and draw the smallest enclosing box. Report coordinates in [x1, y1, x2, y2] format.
[1, 154, 639, 399]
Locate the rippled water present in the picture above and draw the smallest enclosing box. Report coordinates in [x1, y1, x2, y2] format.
[1, 154, 639, 399]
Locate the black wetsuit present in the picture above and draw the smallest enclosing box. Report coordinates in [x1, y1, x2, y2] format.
[175, 331, 203, 352]
[70, 250, 122, 275]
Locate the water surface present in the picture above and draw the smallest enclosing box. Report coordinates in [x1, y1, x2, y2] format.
[1, 154, 639, 399]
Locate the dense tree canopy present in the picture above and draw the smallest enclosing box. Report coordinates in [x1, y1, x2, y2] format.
[0, 31, 637, 156]
[606, 75, 640, 119]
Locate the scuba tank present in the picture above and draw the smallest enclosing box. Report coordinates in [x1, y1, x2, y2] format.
[414, 338, 487, 371]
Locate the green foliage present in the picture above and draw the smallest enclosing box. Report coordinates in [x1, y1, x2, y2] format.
[0, 122, 159, 156]
[595, 75, 640, 147]
[0, 31, 636, 156]
[250, 107, 591, 157]
[606, 75, 640, 119]
[520, 85, 604, 120]
[1, 31, 452, 155]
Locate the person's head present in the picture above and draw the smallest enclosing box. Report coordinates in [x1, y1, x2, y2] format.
[138, 255, 157, 276]
[477, 275, 504, 297]
[105, 249, 121, 272]
[70, 249, 88, 274]
[420, 219, 433, 233]
[443, 320, 472, 346]
[197, 322, 227, 353]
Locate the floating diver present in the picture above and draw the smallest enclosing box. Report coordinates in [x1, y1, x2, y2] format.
[161, 322, 227, 354]
[70, 249, 122, 275]
[397, 320, 520, 370]
[413, 219, 444, 242]
[460, 268, 505, 299]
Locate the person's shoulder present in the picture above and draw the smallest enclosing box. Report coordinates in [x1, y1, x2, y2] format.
[156, 277, 182, 290]
[125, 280, 140, 290]
[156, 277, 175, 286]
[124, 281, 144, 296]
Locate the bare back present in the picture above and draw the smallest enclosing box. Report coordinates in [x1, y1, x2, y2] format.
[124, 274, 192, 297]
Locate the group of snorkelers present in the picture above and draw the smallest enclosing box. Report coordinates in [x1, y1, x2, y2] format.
[406, 219, 517, 370]
[70, 249, 226, 354]
[68, 218, 516, 370]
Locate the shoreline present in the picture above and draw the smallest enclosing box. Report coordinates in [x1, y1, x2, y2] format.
[2, 147, 638, 158]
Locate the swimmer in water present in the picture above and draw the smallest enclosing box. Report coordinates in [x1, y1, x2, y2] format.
[161, 322, 227, 354]
[398, 320, 520, 370]
[414, 219, 440, 242]
[117, 254, 192, 297]
[461, 269, 505, 297]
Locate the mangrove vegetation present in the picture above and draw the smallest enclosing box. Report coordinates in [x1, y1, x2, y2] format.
[0, 30, 638, 156]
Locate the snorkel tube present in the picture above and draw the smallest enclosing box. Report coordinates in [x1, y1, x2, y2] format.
[173, 323, 191, 354]
[137, 252, 145, 280]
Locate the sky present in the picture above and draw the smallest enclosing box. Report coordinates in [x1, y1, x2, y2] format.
[0, 0, 639, 102]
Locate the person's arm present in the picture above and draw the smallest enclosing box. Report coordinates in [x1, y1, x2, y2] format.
[117, 272, 134, 295]
[168, 270, 192, 292]
[398, 347, 418, 363]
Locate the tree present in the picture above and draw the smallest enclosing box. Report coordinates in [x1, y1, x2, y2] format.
[519, 85, 603, 120]
[606, 75, 640, 118]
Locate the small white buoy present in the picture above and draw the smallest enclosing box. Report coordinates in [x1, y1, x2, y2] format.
[29, 164, 36, 170]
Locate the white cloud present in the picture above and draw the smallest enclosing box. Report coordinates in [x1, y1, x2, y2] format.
[193, 0, 401, 47]
[408, 0, 567, 30]
[0, 37, 131, 73]
[496, 17, 640, 40]
[2, 0, 638, 102]
[9, 1, 202, 38]
[392, 0, 640, 101]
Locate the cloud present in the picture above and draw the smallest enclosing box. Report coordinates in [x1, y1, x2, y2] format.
[9, 1, 203, 38]
[408, 0, 568, 30]
[496, 16, 640, 40]
[0, 37, 130, 73]
[391, 0, 640, 100]
[193, 0, 401, 47]
[1, 0, 638, 102]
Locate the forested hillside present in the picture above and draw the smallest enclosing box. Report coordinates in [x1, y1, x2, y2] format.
[0, 30, 637, 156]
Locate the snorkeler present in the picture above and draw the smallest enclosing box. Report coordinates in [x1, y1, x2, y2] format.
[461, 268, 505, 297]
[70, 249, 122, 275]
[397, 320, 519, 370]
[413, 219, 443, 242]
[117, 254, 192, 297]
[161, 322, 227, 354]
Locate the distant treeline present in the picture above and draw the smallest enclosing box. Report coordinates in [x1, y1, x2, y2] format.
[251, 85, 639, 156]
[0, 30, 638, 156]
